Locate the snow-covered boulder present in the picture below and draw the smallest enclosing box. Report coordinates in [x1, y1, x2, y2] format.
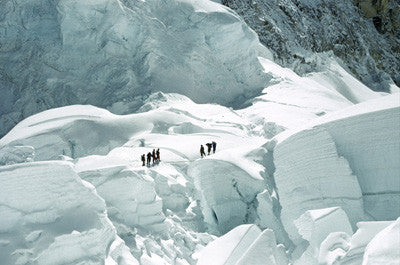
[0, 161, 137, 264]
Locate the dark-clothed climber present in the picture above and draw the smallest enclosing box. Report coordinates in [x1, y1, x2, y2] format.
[206, 143, 212, 155]
[147, 152, 152, 166]
[200, 145, 206, 158]
[156, 148, 160, 162]
[212, 141, 216, 153]
[141, 154, 146, 166]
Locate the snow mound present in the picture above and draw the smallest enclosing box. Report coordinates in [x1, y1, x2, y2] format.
[362, 218, 400, 265]
[329, 220, 394, 265]
[0, 161, 136, 265]
[197, 225, 287, 265]
[236, 229, 288, 265]
[239, 57, 382, 131]
[197, 224, 261, 265]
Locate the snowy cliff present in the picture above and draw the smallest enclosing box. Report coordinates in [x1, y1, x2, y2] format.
[222, 0, 400, 92]
[270, 94, 400, 245]
[0, 0, 271, 136]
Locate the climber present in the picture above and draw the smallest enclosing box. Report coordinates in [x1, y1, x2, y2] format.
[212, 141, 216, 153]
[152, 149, 156, 164]
[141, 154, 145, 166]
[200, 145, 206, 158]
[156, 148, 160, 162]
[206, 142, 212, 155]
[147, 152, 152, 166]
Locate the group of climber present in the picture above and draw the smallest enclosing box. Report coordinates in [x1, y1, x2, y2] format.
[200, 141, 216, 158]
[140, 141, 217, 165]
[141, 148, 160, 166]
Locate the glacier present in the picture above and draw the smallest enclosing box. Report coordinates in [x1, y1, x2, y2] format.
[0, 91, 398, 264]
[0, 0, 399, 264]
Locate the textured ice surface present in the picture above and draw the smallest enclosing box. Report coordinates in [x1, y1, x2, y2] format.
[188, 158, 265, 234]
[272, 94, 400, 244]
[0, 91, 398, 264]
[0, 0, 271, 136]
[222, 0, 400, 92]
[236, 229, 288, 265]
[0, 161, 137, 265]
[293, 207, 353, 265]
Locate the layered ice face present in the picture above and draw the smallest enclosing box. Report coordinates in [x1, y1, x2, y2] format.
[0, 0, 271, 136]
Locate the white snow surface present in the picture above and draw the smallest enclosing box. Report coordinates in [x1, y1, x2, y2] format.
[0, 0, 273, 136]
[0, 89, 399, 264]
[362, 218, 400, 265]
[0, 161, 137, 265]
[0, 0, 399, 263]
[271, 94, 400, 244]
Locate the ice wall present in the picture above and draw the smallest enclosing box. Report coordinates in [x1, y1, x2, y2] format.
[188, 159, 265, 234]
[271, 94, 400, 243]
[0, 161, 136, 265]
[273, 126, 365, 244]
[77, 162, 168, 233]
[317, 96, 400, 220]
[0, 0, 271, 136]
